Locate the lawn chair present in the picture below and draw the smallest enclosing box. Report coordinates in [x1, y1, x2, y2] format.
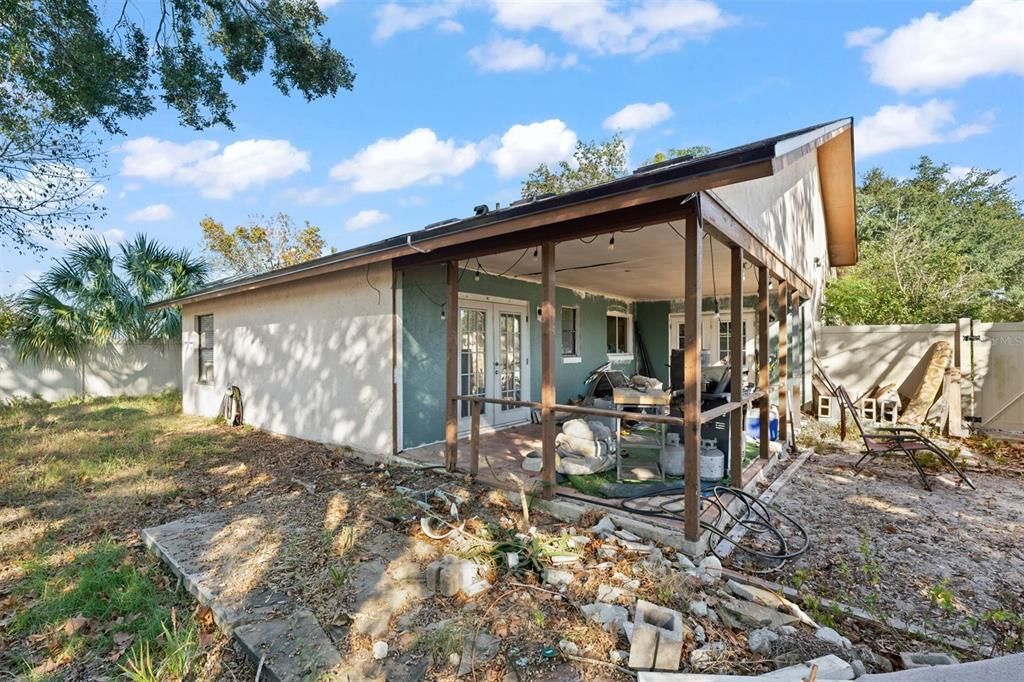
[836, 385, 975, 491]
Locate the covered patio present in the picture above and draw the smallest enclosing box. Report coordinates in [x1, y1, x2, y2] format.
[392, 119, 855, 550]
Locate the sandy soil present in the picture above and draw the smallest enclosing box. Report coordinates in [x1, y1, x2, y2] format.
[771, 441, 1024, 655]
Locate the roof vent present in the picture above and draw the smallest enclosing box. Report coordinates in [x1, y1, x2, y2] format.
[509, 196, 535, 207]
[423, 217, 461, 230]
[473, 204, 490, 216]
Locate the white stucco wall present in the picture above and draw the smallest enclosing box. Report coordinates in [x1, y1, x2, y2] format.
[180, 262, 394, 454]
[712, 151, 831, 287]
[1, 341, 181, 402]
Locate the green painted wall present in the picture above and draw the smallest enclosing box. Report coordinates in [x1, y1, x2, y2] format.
[400, 265, 636, 449]
[635, 301, 670, 385]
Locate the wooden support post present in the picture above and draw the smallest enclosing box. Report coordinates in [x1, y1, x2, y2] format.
[791, 290, 801, 433]
[757, 266, 770, 459]
[540, 242, 557, 499]
[683, 200, 704, 542]
[444, 260, 459, 472]
[778, 281, 789, 444]
[470, 399, 481, 477]
[729, 245, 744, 486]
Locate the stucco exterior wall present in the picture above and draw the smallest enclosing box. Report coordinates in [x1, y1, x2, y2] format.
[399, 265, 635, 449]
[1, 341, 181, 402]
[180, 263, 394, 455]
[712, 152, 831, 287]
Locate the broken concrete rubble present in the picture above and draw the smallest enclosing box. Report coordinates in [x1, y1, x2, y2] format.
[581, 602, 629, 632]
[719, 597, 801, 629]
[899, 651, 958, 669]
[746, 627, 778, 654]
[815, 626, 853, 650]
[425, 555, 490, 598]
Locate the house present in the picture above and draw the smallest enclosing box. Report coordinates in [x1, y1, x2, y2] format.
[150, 119, 857, 546]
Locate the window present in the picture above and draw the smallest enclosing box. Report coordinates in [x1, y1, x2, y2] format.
[197, 315, 214, 384]
[719, 320, 747, 362]
[561, 307, 579, 358]
[606, 313, 632, 356]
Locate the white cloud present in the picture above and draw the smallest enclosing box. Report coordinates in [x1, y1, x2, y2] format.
[468, 38, 555, 72]
[945, 165, 1010, 184]
[102, 228, 127, 244]
[125, 203, 173, 222]
[844, 26, 884, 47]
[330, 128, 479, 192]
[490, 0, 731, 56]
[488, 119, 577, 177]
[856, 100, 993, 157]
[345, 209, 389, 231]
[603, 102, 673, 131]
[849, 0, 1024, 92]
[121, 137, 309, 199]
[437, 19, 464, 33]
[374, 2, 463, 40]
[316, 0, 342, 8]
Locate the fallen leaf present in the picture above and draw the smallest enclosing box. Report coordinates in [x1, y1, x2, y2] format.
[194, 604, 215, 631]
[108, 632, 134, 661]
[198, 631, 217, 647]
[63, 615, 91, 637]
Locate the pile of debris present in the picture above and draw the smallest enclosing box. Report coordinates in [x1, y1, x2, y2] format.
[393, 485, 895, 679]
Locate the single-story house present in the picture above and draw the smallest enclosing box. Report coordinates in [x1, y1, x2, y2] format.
[150, 118, 857, 544]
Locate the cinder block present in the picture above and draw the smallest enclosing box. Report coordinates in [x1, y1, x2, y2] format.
[424, 555, 478, 597]
[628, 599, 684, 671]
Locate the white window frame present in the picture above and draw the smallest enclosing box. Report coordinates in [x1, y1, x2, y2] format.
[606, 311, 634, 361]
[561, 305, 581, 363]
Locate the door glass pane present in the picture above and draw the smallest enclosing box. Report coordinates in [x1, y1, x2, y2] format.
[498, 312, 522, 410]
[459, 308, 487, 419]
[719, 321, 731, 361]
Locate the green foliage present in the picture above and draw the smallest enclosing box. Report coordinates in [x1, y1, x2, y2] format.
[10, 234, 207, 365]
[200, 212, 328, 276]
[521, 133, 628, 198]
[825, 158, 1024, 324]
[0, 294, 23, 336]
[0, 0, 354, 252]
[643, 145, 712, 165]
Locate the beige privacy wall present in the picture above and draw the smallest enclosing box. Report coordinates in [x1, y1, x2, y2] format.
[712, 151, 831, 286]
[180, 262, 394, 454]
[0, 341, 181, 402]
[817, 325, 959, 400]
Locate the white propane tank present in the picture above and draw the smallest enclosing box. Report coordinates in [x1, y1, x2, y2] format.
[660, 432, 685, 477]
[700, 438, 726, 480]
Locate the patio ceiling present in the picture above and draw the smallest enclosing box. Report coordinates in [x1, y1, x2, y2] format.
[469, 221, 764, 302]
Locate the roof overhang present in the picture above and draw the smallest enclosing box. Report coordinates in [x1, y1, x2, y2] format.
[148, 118, 856, 310]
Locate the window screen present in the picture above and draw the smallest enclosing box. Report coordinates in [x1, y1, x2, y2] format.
[197, 315, 214, 384]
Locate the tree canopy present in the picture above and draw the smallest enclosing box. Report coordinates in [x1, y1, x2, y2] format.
[521, 133, 628, 199]
[10, 235, 208, 364]
[200, 212, 328, 276]
[824, 158, 1024, 324]
[1, 0, 355, 253]
[643, 145, 712, 166]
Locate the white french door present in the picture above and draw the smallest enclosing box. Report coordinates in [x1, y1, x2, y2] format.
[458, 297, 531, 432]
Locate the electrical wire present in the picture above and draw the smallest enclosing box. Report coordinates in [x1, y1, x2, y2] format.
[365, 264, 381, 305]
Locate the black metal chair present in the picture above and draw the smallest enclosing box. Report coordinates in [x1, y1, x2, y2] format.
[836, 385, 975, 491]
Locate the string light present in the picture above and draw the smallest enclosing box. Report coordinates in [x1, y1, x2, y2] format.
[608, 234, 616, 251]
[440, 303, 446, 321]
[533, 246, 538, 260]
[474, 259, 481, 282]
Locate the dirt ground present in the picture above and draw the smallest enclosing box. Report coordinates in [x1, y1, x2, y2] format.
[771, 428, 1024, 657]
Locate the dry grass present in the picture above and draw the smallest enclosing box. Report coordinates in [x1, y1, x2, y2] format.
[0, 391, 343, 680]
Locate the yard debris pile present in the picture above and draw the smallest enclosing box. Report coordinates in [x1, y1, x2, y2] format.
[324, 478, 895, 680]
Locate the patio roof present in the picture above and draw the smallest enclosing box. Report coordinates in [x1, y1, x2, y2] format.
[148, 117, 854, 310]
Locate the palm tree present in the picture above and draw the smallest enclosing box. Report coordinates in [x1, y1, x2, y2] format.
[11, 235, 208, 382]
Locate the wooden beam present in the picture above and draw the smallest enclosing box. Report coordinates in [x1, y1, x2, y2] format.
[444, 261, 459, 472]
[683, 200, 704, 542]
[541, 242, 557, 499]
[470, 399, 481, 478]
[395, 196, 693, 269]
[778, 281, 789, 444]
[730, 245, 744, 486]
[757, 266, 770, 460]
[791, 289, 802, 434]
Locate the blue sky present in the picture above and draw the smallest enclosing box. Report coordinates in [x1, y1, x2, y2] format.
[3, 0, 1022, 293]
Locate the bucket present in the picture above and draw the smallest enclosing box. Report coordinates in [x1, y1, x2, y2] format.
[746, 409, 780, 441]
[699, 439, 725, 480]
[660, 433, 685, 476]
